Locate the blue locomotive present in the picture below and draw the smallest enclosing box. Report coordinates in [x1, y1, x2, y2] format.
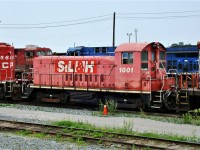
[166, 43, 198, 73]
[67, 46, 115, 56]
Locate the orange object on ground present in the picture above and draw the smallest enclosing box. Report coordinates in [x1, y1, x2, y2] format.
[103, 105, 108, 115]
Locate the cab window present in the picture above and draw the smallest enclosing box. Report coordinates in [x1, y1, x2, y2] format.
[25, 51, 34, 57]
[47, 51, 52, 55]
[152, 51, 155, 61]
[37, 51, 47, 56]
[142, 51, 148, 61]
[159, 51, 166, 68]
[159, 51, 165, 60]
[122, 52, 133, 64]
[141, 51, 148, 70]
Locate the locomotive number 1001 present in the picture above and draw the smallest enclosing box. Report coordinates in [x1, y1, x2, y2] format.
[119, 67, 133, 73]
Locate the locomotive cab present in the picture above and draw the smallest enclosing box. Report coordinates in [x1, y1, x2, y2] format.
[0, 43, 15, 99]
[114, 42, 169, 91]
[114, 42, 175, 109]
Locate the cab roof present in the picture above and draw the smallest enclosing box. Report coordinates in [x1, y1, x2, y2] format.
[115, 42, 165, 52]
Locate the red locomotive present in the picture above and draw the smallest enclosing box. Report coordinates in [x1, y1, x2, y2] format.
[30, 42, 177, 110]
[0, 43, 15, 99]
[0, 43, 52, 100]
[15, 45, 52, 78]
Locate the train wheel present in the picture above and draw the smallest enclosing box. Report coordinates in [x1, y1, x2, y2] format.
[11, 85, 22, 101]
[60, 93, 70, 105]
[0, 87, 4, 99]
[163, 90, 177, 111]
[36, 92, 43, 102]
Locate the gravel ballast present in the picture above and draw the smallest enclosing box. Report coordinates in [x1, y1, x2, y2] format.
[0, 132, 108, 150]
[0, 104, 199, 149]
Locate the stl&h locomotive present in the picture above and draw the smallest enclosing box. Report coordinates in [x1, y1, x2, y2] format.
[30, 42, 178, 110]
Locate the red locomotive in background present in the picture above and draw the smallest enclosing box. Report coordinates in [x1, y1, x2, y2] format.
[1, 41, 200, 112]
[15, 44, 52, 78]
[0, 43, 52, 100]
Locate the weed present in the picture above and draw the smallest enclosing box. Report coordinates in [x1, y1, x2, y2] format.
[92, 132, 104, 138]
[53, 120, 96, 130]
[75, 130, 87, 136]
[15, 130, 32, 136]
[189, 108, 200, 117]
[0, 103, 13, 107]
[98, 140, 103, 144]
[182, 113, 193, 124]
[139, 108, 147, 118]
[106, 99, 118, 113]
[99, 99, 104, 111]
[118, 119, 134, 134]
[33, 133, 47, 138]
[77, 138, 85, 145]
[99, 99, 118, 114]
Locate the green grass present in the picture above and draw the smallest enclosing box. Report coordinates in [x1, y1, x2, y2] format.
[53, 120, 200, 143]
[15, 130, 32, 136]
[12, 119, 200, 149]
[93, 108, 200, 126]
[53, 120, 96, 130]
[0, 103, 14, 107]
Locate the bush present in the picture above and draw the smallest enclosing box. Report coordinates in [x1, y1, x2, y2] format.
[99, 99, 118, 113]
[182, 113, 193, 124]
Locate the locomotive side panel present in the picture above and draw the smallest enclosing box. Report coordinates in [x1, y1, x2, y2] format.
[115, 50, 141, 91]
[33, 57, 52, 87]
[33, 56, 116, 91]
[0, 43, 15, 82]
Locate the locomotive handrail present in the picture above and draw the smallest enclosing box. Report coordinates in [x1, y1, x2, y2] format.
[155, 61, 167, 102]
[155, 61, 165, 84]
[160, 61, 167, 75]
[146, 75, 151, 101]
[167, 69, 178, 75]
[155, 62, 164, 79]
[21, 72, 33, 93]
[108, 65, 116, 76]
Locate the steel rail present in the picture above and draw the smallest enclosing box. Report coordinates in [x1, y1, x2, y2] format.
[0, 119, 199, 149]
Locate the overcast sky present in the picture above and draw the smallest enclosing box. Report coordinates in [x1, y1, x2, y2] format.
[0, 0, 199, 52]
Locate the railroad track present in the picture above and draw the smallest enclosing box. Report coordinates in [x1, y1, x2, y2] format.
[0, 120, 199, 149]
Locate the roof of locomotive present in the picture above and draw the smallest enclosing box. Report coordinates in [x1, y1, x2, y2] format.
[0, 42, 13, 48]
[35, 55, 114, 61]
[115, 42, 166, 52]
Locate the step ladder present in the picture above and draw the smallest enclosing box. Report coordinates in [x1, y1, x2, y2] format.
[21, 93, 28, 99]
[177, 92, 190, 111]
[151, 91, 163, 109]
[5, 81, 13, 97]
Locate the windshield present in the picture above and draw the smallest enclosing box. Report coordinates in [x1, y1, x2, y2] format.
[37, 51, 48, 56]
